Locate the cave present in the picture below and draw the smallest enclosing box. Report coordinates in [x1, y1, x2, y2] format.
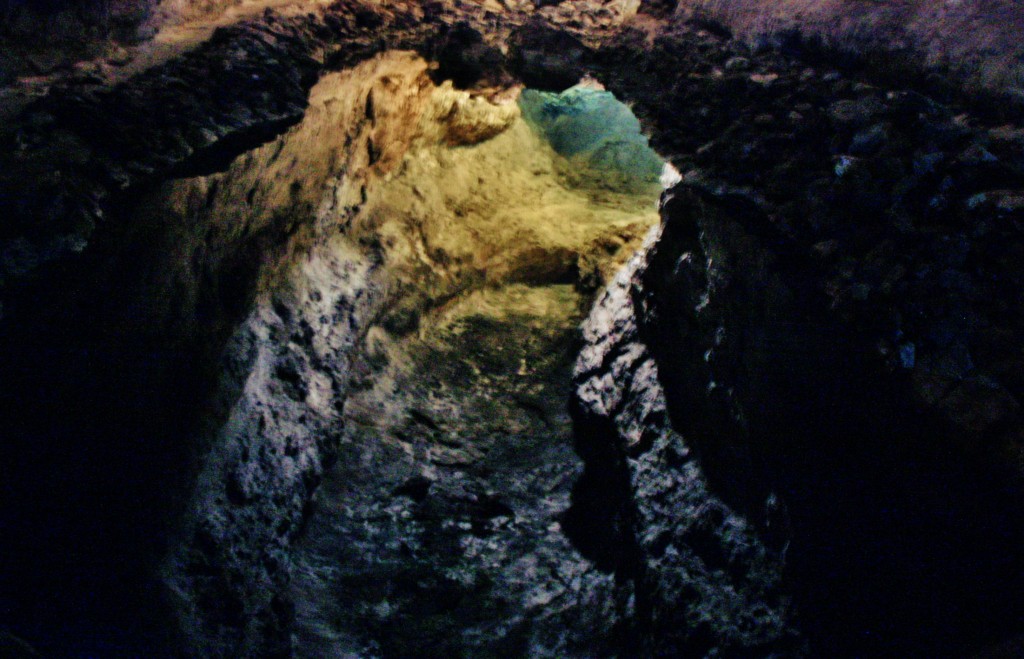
[3, 1, 1024, 657]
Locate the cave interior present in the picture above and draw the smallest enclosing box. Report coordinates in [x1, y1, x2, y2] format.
[3, 0, 1024, 657]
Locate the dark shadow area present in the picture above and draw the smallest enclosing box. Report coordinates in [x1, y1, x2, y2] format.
[642, 186, 1024, 657]
[508, 19, 591, 92]
[0, 184, 270, 657]
[560, 404, 637, 574]
[429, 22, 507, 90]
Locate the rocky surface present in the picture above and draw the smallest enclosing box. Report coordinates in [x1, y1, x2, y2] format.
[0, 1, 367, 293]
[291, 284, 623, 658]
[653, 0, 1024, 114]
[3, 0, 1024, 656]
[571, 233, 805, 656]
[166, 236, 384, 657]
[577, 15, 1024, 659]
[0, 0, 636, 307]
[1, 47, 440, 656]
[159, 66, 656, 656]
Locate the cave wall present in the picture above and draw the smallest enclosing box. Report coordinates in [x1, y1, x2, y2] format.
[157, 51, 436, 655]
[0, 6, 403, 651]
[646, 0, 1024, 114]
[3, 0, 1024, 656]
[577, 13, 1024, 658]
[571, 229, 805, 656]
[160, 49, 656, 654]
[0, 1, 639, 651]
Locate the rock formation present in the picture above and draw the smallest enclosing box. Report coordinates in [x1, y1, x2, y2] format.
[2, 0, 1024, 657]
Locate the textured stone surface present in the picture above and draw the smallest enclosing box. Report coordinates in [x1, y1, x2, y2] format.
[292, 284, 622, 658]
[166, 237, 384, 656]
[649, 0, 1024, 113]
[570, 229, 804, 656]
[0, 47, 442, 656]
[160, 62, 657, 655]
[3, 0, 1024, 656]
[0, 2, 362, 294]
[580, 20, 1024, 653]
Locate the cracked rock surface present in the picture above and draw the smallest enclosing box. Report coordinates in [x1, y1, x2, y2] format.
[570, 231, 805, 657]
[292, 284, 623, 657]
[5, 0, 1024, 657]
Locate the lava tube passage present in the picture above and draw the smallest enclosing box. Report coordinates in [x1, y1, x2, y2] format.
[8, 0, 1024, 654]
[281, 81, 668, 657]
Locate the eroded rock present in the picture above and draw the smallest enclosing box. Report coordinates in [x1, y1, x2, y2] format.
[570, 228, 804, 656]
[4, 0, 1024, 656]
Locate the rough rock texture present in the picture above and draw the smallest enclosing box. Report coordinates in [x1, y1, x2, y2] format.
[4, 0, 1024, 656]
[1, 46, 441, 656]
[167, 237, 383, 657]
[1, 2, 358, 290]
[0, 8, 660, 639]
[0, 0, 637, 304]
[160, 59, 656, 655]
[658, 0, 1024, 112]
[575, 15, 1024, 659]
[570, 231, 805, 656]
[291, 284, 623, 657]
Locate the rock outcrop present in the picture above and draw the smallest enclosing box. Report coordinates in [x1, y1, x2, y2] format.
[572, 15, 1024, 658]
[162, 56, 656, 655]
[655, 0, 1024, 113]
[571, 231, 805, 656]
[3, 0, 1024, 657]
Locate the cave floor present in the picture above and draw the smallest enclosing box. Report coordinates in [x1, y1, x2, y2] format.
[290, 283, 621, 657]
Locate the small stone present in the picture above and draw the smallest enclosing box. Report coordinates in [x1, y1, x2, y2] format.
[851, 283, 871, 301]
[899, 342, 916, 369]
[107, 45, 131, 67]
[989, 125, 1024, 143]
[913, 152, 945, 176]
[834, 155, 857, 177]
[72, 60, 101, 75]
[749, 72, 779, 86]
[812, 239, 839, 260]
[849, 124, 888, 156]
[959, 143, 998, 165]
[828, 97, 885, 127]
[724, 56, 750, 71]
[994, 190, 1024, 214]
[941, 378, 1019, 436]
[966, 192, 988, 210]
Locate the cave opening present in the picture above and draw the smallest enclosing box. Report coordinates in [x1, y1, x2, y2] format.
[4, 0, 1024, 655]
